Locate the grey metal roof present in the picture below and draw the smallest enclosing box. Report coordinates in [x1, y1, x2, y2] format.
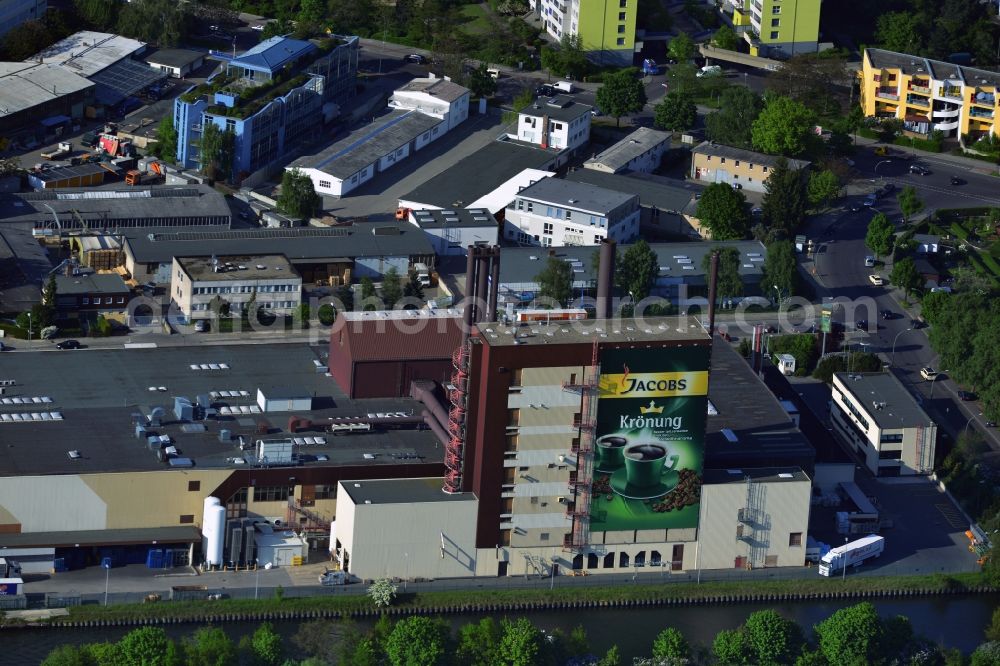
[394, 77, 469, 102]
[515, 176, 636, 215]
[178, 254, 300, 281]
[834, 371, 933, 430]
[520, 95, 592, 122]
[865, 48, 1000, 87]
[411, 208, 496, 229]
[30, 31, 146, 78]
[0, 526, 202, 548]
[0, 343, 442, 476]
[28, 163, 107, 183]
[0, 186, 232, 229]
[691, 141, 811, 171]
[703, 467, 810, 484]
[584, 127, 671, 172]
[144, 48, 204, 69]
[231, 36, 316, 74]
[564, 169, 699, 213]
[290, 110, 444, 179]
[0, 63, 93, 118]
[55, 273, 129, 295]
[340, 477, 474, 505]
[124, 222, 434, 264]
[401, 140, 557, 209]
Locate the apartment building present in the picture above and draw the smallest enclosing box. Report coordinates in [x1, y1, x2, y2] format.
[730, 0, 821, 58]
[171, 254, 302, 322]
[831, 372, 936, 477]
[503, 177, 640, 247]
[174, 35, 358, 180]
[516, 96, 592, 154]
[860, 48, 1000, 140]
[690, 142, 810, 193]
[530, 0, 637, 66]
[583, 127, 671, 174]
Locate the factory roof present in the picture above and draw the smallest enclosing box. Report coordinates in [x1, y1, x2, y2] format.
[515, 177, 636, 215]
[691, 142, 811, 171]
[865, 48, 1000, 88]
[334, 312, 465, 362]
[0, 227, 51, 313]
[177, 255, 300, 282]
[477, 315, 710, 346]
[0, 343, 443, 476]
[0, 526, 202, 549]
[703, 467, 810, 485]
[564, 169, 700, 213]
[30, 31, 146, 78]
[89, 57, 167, 105]
[400, 140, 557, 209]
[340, 477, 473, 505]
[144, 48, 205, 69]
[519, 95, 592, 122]
[55, 272, 129, 295]
[289, 109, 443, 179]
[0, 63, 94, 118]
[123, 222, 434, 264]
[0, 186, 232, 229]
[231, 36, 317, 74]
[393, 77, 469, 102]
[584, 127, 671, 172]
[409, 208, 496, 229]
[833, 371, 933, 429]
[27, 163, 107, 184]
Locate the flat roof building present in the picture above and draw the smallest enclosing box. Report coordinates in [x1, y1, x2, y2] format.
[405, 207, 498, 256]
[171, 254, 302, 321]
[0, 62, 94, 135]
[515, 95, 592, 156]
[584, 127, 671, 174]
[27, 163, 106, 190]
[831, 371, 936, 476]
[144, 48, 206, 79]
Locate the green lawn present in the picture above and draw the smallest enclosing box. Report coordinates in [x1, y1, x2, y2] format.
[457, 3, 491, 35]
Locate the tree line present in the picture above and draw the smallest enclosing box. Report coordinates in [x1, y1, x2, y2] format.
[41, 601, 1000, 665]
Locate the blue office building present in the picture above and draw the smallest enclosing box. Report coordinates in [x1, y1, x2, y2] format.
[174, 35, 358, 181]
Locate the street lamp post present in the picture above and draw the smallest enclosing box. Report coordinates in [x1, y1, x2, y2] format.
[549, 557, 557, 590]
[873, 160, 893, 194]
[255, 559, 260, 600]
[842, 537, 848, 582]
[929, 371, 949, 399]
[965, 415, 980, 438]
[891, 328, 912, 366]
[26, 312, 31, 349]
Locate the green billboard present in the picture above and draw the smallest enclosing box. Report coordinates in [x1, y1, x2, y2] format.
[590, 345, 711, 532]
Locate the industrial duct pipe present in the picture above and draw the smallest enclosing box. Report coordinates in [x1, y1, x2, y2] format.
[411, 381, 451, 434]
[486, 246, 501, 322]
[596, 239, 616, 320]
[475, 253, 489, 323]
[463, 246, 478, 330]
[422, 410, 451, 447]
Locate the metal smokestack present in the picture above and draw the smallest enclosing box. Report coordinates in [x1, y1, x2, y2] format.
[707, 250, 719, 337]
[486, 246, 500, 322]
[596, 239, 616, 320]
[463, 246, 477, 331]
[475, 253, 490, 323]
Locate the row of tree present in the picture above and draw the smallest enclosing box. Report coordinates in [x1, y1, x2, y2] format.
[44, 602, 1000, 665]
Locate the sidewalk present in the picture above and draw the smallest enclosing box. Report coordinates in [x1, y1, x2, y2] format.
[852, 134, 999, 175]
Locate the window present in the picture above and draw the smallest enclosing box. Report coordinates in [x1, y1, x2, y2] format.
[789, 532, 802, 547]
[720, 157, 726, 164]
[526, 202, 533, 213]
[180, 515, 194, 524]
[188, 480, 201, 492]
[315, 484, 337, 499]
[618, 11, 626, 19]
[772, 5, 781, 13]
[565, 210, 571, 220]
[619, 0, 626, 6]
[735, 160, 740, 167]
[762, 166, 769, 173]
[880, 433, 904, 443]
[318, 180, 331, 188]
[540, 532, 550, 541]
[770, 31, 779, 39]
[117, 297, 125, 304]
[771, 18, 779, 27]
[618, 24, 625, 33]
[254, 486, 293, 502]
[543, 222, 553, 235]
[105, 297, 113, 305]
[616, 38, 625, 45]
[82, 297, 89, 305]
[879, 450, 903, 460]
[226, 488, 248, 519]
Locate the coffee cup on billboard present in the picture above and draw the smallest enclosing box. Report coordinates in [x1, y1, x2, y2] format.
[597, 436, 628, 471]
[624, 444, 667, 489]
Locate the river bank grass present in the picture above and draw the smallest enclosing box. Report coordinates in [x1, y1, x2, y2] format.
[8, 572, 990, 627]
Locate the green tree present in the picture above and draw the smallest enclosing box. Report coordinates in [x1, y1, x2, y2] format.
[41, 645, 95, 666]
[807, 169, 841, 208]
[152, 116, 178, 162]
[696, 183, 749, 240]
[541, 34, 589, 79]
[368, 578, 398, 607]
[919, 290, 949, 326]
[596, 70, 648, 128]
[713, 628, 752, 664]
[765, 55, 850, 116]
[898, 185, 924, 224]
[877, 118, 903, 144]
[117, 627, 174, 666]
[618, 239, 659, 304]
[597, 644, 621, 666]
[762, 158, 808, 235]
[744, 609, 803, 665]
[249, 622, 283, 666]
[297, 0, 325, 25]
[86, 643, 121, 665]
[665, 62, 700, 96]
[536, 256, 573, 306]
[381, 267, 403, 308]
[702, 247, 744, 302]
[116, 0, 187, 46]
[185, 626, 237, 666]
[42, 273, 57, 307]
[261, 19, 293, 41]
[668, 32, 695, 62]
[277, 169, 320, 219]
[318, 303, 337, 325]
[466, 63, 498, 98]
[865, 212, 895, 260]
[497, 617, 542, 666]
[762, 240, 798, 298]
[384, 616, 450, 666]
[876, 11, 924, 54]
[973, 642, 1000, 666]
[74, 0, 118, 30]
[751, 96, 817, 157]
[653, 91, 697, 131]
[890, 256, 922, 298]
[199, 123, 236, 182]
[360, 277, 377, 310]
[403, 272, 425, 301]
[652, 627, 690, 661]
[337, 283, 355, 312]
[456, 617, 500, 666]
[985, 607, 1000, 642]
[293, 303, 311, 324]
[713, 24, 739, 50]
[814, 602, 886, 666]
[705, 87, 764, 149]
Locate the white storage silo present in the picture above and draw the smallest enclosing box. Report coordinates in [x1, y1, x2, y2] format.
[204, 503, 226, 567]
[328, 520, 337, 554]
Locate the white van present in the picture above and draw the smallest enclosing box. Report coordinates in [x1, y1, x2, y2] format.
[864, 256, 876, 267]
[553, 80, 574, 93]
[696, 65, 723, 78]
[486, 68, 500, 80]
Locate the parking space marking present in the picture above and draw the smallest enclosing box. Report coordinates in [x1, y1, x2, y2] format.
[935, 503, 965, 529]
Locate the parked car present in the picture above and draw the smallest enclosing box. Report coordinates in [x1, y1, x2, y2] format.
[950, 176, 964, 186]
[957, 390, 977, 401]
[986, 420, 997, 428]
[855, 320, 869, 331]
[909, 164, 931, 176]
[696, 65, 723, 78]
[863, 194, 877, 207]
[535, 84, 555, 97]
[880, 309, 897, 319]
[56, 339, 81, 350]
[194, 320, 209, 333]
[251, 24, 264, 31]
[865, 256, 876, 267]
[849, 202, 863, 213]
[869, 274, 884, 286]
[920, 367, 938, 381]
[404, 53, 427, 64]
[874, 146, 891, 156]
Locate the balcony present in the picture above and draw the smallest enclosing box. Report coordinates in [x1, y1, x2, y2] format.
[908, 84, 931, 95]
[969, 108, 995, 119]
[933, 119, 960, 132]
[931, 106, 960, 119]
[971, 94, 996, 108]
[905, 95, 930, 108]
[939, 88, 963, 101]
[875, 89, 899, 101]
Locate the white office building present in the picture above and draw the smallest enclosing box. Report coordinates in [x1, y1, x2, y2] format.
[389, 75, 470, 130]
[171, 254, 303, 322]
[515, 96, 592, 155]
[584, 127, 671, 174]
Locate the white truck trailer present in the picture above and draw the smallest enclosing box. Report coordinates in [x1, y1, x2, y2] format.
[818, 535, 884, 576]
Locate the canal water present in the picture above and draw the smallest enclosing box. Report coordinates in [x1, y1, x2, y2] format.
[5, 595, 997, 664]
